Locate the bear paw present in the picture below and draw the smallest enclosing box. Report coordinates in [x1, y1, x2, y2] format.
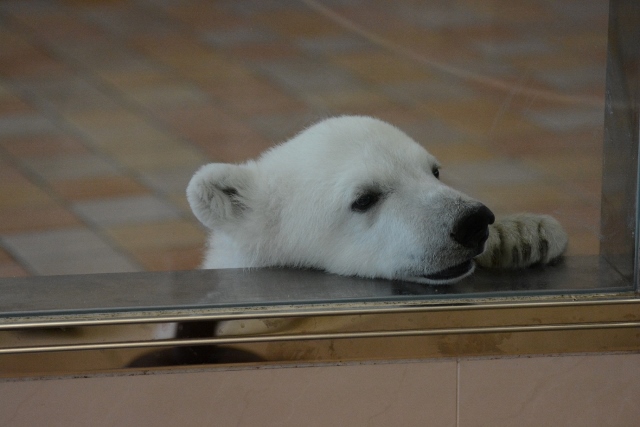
[474, 213, 568, 269]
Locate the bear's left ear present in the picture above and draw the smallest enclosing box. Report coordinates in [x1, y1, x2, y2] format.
[186, 163, 255, 229]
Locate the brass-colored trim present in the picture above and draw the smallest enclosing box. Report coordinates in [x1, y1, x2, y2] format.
[2, 321, 639, 355]
[2, 297, 638, 330]
[2, 297, 639, 378]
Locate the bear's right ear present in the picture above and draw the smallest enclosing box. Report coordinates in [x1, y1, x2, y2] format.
[186, 163, 255, 229]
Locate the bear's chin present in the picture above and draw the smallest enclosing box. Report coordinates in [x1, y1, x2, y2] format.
[403, 260, 476, 285]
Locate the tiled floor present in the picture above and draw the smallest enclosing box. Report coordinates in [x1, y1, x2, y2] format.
[0, 0, 607, 277]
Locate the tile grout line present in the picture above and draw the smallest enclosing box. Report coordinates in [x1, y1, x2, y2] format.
[456, 359, 461, 427]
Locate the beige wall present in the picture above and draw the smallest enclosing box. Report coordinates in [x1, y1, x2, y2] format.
[1, 352, 639, 426]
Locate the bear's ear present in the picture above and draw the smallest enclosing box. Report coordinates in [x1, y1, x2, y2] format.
[186, 163, 255, 229]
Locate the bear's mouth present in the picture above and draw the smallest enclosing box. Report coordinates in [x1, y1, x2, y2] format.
[423, 260, 475, 282]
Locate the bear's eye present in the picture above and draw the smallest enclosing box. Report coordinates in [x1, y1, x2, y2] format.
[351, 192, 380, 212]
[432, 167, 440, 179]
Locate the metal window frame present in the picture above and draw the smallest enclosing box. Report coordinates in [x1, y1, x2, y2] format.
[600, 0, 640, 289]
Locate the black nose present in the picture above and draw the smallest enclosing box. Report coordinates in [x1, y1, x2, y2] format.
[451, 204, 495, 252]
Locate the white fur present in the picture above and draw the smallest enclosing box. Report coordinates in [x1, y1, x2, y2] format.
[187, 116, 567, 285]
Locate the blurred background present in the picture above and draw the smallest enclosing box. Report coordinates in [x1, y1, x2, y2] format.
[0, 0, 607, 277]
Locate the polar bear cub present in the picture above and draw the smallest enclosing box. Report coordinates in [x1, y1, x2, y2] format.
[187, 116, 567, 285]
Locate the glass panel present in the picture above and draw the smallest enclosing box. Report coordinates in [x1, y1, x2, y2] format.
[0, 0, 635, 318]
[0, 256, 629, 318]
[600, 0, 640, 286]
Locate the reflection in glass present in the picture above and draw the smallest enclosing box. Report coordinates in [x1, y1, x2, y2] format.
[0, 0, 633, 306]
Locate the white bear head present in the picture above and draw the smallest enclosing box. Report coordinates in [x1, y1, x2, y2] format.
[187, 116, 494, 285]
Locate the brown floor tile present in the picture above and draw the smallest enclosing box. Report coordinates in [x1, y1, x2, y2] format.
[248, 112, 323, 144]
[223, 42, 301, 61]
[450, 26, 519, 45]
[352, 106, 424, 127]
[0, 94, 35, 115]
[0, 247, 14, 264]
[49, 176, 150, 201]
[0, 246, 30, 277]
[18, 77, 122, 113]
[0, 182, 55, 209]
[163, 3, 247, 32]
[257, 10, 344, 38]
[0, 204, 81, 234]
[560, 32, 608, 55]
[379, 26, 475, 58]
[130, 33, 207, 64]
[9, 11, 104, 43]
[225, 92, 309, 117]
[133, 246, 204, 271]
[0, 263, 30, 278]
[98, 134, 182, 158]
[135, 38, 249, 87]
[184, 60, 259, 90]
[105, 219, 206, 252]
[491, 129, 603, 158]
[199, 135, 273, 163]
[472, 183, 572, 214]
[0, 134, 89, 158]
[123, 85, 210, 110]
[468, 79, 602, 112]
[510, 52, 596, 72]
[98, 68, 177, 91]
[428, 143, 496, 166]
[61, 109, 165, 147]
[0, 28, 30, 57]
[0, 46, 72, 80]
[20, 153, 120, 181]
[150, 105, 226, 138]
[303, 89, 394, 112]
[0, 161, 32, 184]
[581, 83, 606, 100]
[330, 52, 435, 84]
[417, 99, 541, 139]
[525, 153, 602, 182]
[111, 144, 204, 172]
[554, 199, 601, 227]
[570, 177, 602, 200]
[205, 79, 309, 117]
[471, 1, 552, 23]
[156, 105, 272, 161]
[166, 193, 193, 214]
[564, 229, 600, 256]
[336, 7, 407, 34]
